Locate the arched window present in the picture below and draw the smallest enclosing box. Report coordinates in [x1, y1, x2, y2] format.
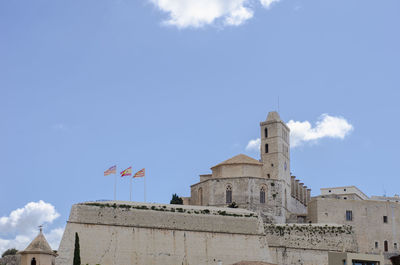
[31, 258, 36, 265]
[264, 127, 268, 138]
[226, 185, 232, 204]
[384, 240, 388, 252]
[198, 188, 203, 206]
[260, 186, 266, 204]
[285, 189, 288, 208]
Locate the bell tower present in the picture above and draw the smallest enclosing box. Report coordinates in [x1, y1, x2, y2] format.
[260, 111, 291, 222]
[260, 111, 290, 182]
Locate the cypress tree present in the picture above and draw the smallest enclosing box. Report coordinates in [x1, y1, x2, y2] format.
[73, 232, 81, 265]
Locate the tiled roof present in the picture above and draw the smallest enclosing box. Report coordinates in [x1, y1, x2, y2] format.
[212, 154, 262, 168]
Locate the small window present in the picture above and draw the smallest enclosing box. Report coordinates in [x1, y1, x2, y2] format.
[394, 243, 398, 249]
[344, 197, 347, 200]
[198, 188, 203, 206]
[226, 185, 232, 204]
[344, 188, 347, 191]
[265, 144, 269, 153]
[383, 216, 388, 223]
[31, 258, 36, 265]
[384, 240, 388, 252]
[375, 242, 379, 249]
[346, 210, 353, 221]
[267, 174, 270, 178]
[329, 190, 331, 193]
[260, 186, 266, 204]
[264, 127, 268, 138]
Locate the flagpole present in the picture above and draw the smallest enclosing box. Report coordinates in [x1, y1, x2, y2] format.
[114, 173, 117, 201]
[130, 176, 132, 201]
[144, 174, 146, 203]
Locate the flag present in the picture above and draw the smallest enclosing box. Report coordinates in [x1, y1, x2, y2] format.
[133, 168, 145, 178]
[104, 165, 116, 176]
[120, 167, 132, 177]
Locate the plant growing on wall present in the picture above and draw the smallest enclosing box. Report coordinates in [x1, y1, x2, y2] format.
[73, 232, 81, 265]
[227, 202, 238, 208]
[1, 248, 18, 257]
[170, 193, 183, 204]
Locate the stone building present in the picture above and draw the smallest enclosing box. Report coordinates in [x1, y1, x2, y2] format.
[309, 186, 400, 264]
[187, 111, 310, 223]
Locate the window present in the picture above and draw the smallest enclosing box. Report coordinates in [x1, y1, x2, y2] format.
[226, 185, 232, 204]
[260, 186, 266, 204]
[383, 216, 388, 223]
[264, 127, 268, 138]
[267, 174, 270, 178]
[344, 188, 347, 191]
[375, 242, 379, 249]
[198, 188, 203, 206]
[384, 240, 388, 252]
[394, 243, 398, 249]
[344, 197, 347, 200]
[31, 258, 36, 265]
[265, 144, 269, 153]
[346, 210, 353, 221]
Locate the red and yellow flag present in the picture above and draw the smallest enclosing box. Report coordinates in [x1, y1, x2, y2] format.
[104, 165, 116, 176]
[133, 168, 145, 178]
[120, 167, 132, 177]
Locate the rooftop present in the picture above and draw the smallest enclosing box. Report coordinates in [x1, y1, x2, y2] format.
[212, 154, 262, 169]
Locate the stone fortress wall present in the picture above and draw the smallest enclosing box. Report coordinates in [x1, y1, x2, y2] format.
[56, 201, 271, 265]
[56, 201, 361, 265]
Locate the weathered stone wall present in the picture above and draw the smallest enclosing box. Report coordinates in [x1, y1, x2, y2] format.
[265, 224, 358, 265]
[0, 255, 20, 265]
[190, 177, 288, 223]
[56, 201, 271, 265]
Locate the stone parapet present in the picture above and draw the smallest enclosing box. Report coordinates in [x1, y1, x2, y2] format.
[264, 224, 358, 252]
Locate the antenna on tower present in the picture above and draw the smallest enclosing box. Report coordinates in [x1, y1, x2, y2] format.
[278, 96, 280, 113]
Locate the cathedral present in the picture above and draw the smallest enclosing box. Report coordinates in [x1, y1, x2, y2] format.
[186, 111, 309, 224]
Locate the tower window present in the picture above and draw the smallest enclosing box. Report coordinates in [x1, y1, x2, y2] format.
[31, 258, 36, 265]
[260, 186, 266, 204]
[395, 243, 398, 249]
[375, 242, 379, 248]
[383, 216, 388, 223]
[264, 127, 268, 138]
[226, 185, 232, 204]
[346, 210, 353, 221]
[384, 240, 388, 252]
[198, 188, 203, 206]
[265, 144, 269, 153]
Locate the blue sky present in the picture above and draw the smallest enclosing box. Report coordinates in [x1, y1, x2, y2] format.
[0, 0, 399, 252]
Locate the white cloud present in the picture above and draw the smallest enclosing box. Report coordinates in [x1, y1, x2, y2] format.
[245, 114, 354, 151]
[246, 138, 261, 152]
[149, 0, 281, 28]
[287, 114, 354, 147]
[259, 0, 280, 9]
[0, 201, 64, 254]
